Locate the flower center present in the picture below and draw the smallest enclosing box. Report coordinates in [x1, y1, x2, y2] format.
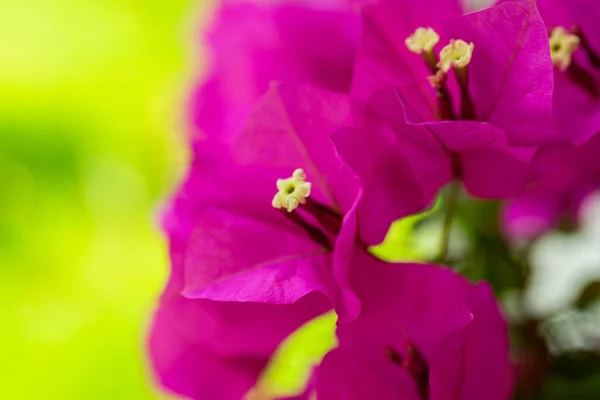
[405, 28, 476, 121]
[406, 27, 440, 55]
[437, 39, 475, 73]
[272, 169, 344, 249]
[549, 27, 580, 71]
[549, 26, 600, 98]
[272, 168, 312, 213]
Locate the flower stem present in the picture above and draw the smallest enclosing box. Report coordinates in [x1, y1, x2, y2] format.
[455, 66, 476, 120]
[437, 181, 460, 263]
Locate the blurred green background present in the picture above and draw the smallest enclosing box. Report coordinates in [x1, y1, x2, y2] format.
[0, 0, 201, 397]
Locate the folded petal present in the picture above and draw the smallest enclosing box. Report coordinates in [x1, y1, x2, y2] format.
[183, 208, 334, 303]
[148, 243, 331, 400]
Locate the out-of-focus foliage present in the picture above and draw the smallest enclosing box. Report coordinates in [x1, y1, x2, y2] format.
[370, 200, 440, 262]
[258, 311, 338, 397]
[0, 0, 197, 398]
[369, 216, 427, 262]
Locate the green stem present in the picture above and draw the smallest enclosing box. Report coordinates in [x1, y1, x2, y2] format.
[437, 181, 460, 263]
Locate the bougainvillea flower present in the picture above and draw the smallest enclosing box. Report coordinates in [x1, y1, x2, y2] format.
[518, 0, 600, 145]
[333, 0, 558, 230]
[298, 247, 514, 399]
[503, 134, 600, 242]
[167, 83, 352, 306]
[151, 82, 362, 399]
[352, 0, 558, 146]
[189, 0, 359, 145]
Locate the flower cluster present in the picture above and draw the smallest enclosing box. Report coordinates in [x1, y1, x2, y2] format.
[149, 0, 600, 398]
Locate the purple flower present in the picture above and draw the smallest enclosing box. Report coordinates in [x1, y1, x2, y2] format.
[352, 0, 557, 144]
[503, 134, 600, 241]
[151, 83, 352, 399]
[297, 247, 514, 399]
[189, 0, 359, 146]
[334, 0, 561, 226]
[166, 82, 362, 307]
[521, 0, 600, 145]
[151, 82, 431, 398]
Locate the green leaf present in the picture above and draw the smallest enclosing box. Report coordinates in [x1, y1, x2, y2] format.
[370, 200, 441, 262]
[257, 311, 338, 397]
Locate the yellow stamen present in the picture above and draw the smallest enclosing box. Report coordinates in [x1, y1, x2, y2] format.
[438, 39, 475, 73]
[405, 27, 440, 55]
[272, 168, 312, 213]
[549, 26, 580, 71]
